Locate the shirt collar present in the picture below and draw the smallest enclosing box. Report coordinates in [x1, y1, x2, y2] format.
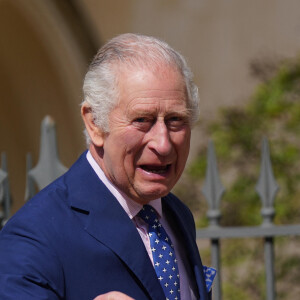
[86, 151, 162, 219]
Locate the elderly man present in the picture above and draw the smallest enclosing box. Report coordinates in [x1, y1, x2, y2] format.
[0, 34, 212, 300]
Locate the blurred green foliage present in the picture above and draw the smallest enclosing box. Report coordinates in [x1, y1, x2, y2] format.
[175, 56, 300, 299]
[184, 57, 300, 227]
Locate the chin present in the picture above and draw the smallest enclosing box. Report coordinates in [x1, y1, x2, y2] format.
[137, 186, 171, 201]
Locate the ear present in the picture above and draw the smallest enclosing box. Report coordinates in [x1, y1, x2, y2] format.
[81, 104, 106, 147]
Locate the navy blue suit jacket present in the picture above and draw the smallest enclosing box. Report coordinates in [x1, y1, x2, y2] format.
[0, 152, 209, 300]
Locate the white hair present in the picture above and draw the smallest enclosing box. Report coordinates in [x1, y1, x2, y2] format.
[82, 33, 200, 144]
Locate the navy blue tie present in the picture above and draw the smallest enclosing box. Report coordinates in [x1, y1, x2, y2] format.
[138, 205, 181, 300]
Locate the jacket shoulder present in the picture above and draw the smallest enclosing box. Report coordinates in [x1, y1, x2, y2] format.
[162, 192, 197, 237]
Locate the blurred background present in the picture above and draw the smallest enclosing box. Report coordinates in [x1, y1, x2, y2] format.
[1, 0, 300, 299]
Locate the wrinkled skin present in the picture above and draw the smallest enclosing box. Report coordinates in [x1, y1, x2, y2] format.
[82, 65, 191, 205]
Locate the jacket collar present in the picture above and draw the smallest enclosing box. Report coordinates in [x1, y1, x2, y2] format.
[65, 152, 165, 299]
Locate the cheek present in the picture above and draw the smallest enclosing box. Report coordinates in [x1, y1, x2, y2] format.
[171, 129, 191, 148]
[173, 131, 191, 165]
[121, 128, 145, 149]
[114, 130, 145, 168]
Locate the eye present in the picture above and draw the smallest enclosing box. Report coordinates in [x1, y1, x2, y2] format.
[169, 116, 182, 122]
[167, 116, 183, 124]
[134, 117, 148, 123]
[132, 117, 154, 131]
[166, 116, 188, 130]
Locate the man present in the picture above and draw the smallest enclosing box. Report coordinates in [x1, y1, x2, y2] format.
[0, 34, 211, 299]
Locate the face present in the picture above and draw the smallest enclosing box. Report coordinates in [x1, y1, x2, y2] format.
[88, 66, 191, 204]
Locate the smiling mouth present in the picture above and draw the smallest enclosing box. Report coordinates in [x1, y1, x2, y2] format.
[140, 164, 171, 174]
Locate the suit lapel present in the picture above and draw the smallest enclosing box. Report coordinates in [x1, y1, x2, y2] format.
[162, 195, 209, 300]
[65, 153, 165, 300]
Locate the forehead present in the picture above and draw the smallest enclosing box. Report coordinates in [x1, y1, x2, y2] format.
[116, 66, 188, 112]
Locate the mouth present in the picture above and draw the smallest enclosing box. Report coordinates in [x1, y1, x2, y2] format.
[140, 164, 171, 174]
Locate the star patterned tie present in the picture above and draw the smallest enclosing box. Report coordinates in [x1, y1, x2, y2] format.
[138, 205, 180, 300]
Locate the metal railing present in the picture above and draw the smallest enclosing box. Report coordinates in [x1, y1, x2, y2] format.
[197, 140, 300, 300]
[1, 116, 299, 299]
[0, 116, 67, 228]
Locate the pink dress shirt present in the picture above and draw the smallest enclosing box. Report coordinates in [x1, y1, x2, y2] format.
[86, 151, 197, 300]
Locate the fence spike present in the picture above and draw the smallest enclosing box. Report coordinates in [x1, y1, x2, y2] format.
[0, 152, 11, 227]
[28, 116, 67, 191]
[0, 157, 6, 225]
[202, 140, 225, 226]
[0, 155, 7, 205]
[25, 153, 35, 202]
[256, 138, 279, 225]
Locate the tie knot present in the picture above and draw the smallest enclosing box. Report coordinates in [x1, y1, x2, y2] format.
[138, 205, 159, 226]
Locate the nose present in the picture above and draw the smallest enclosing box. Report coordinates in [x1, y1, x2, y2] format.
[147, 120, 172, 156]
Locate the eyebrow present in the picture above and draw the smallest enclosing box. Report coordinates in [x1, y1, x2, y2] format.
[128, 109, 191, 117]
